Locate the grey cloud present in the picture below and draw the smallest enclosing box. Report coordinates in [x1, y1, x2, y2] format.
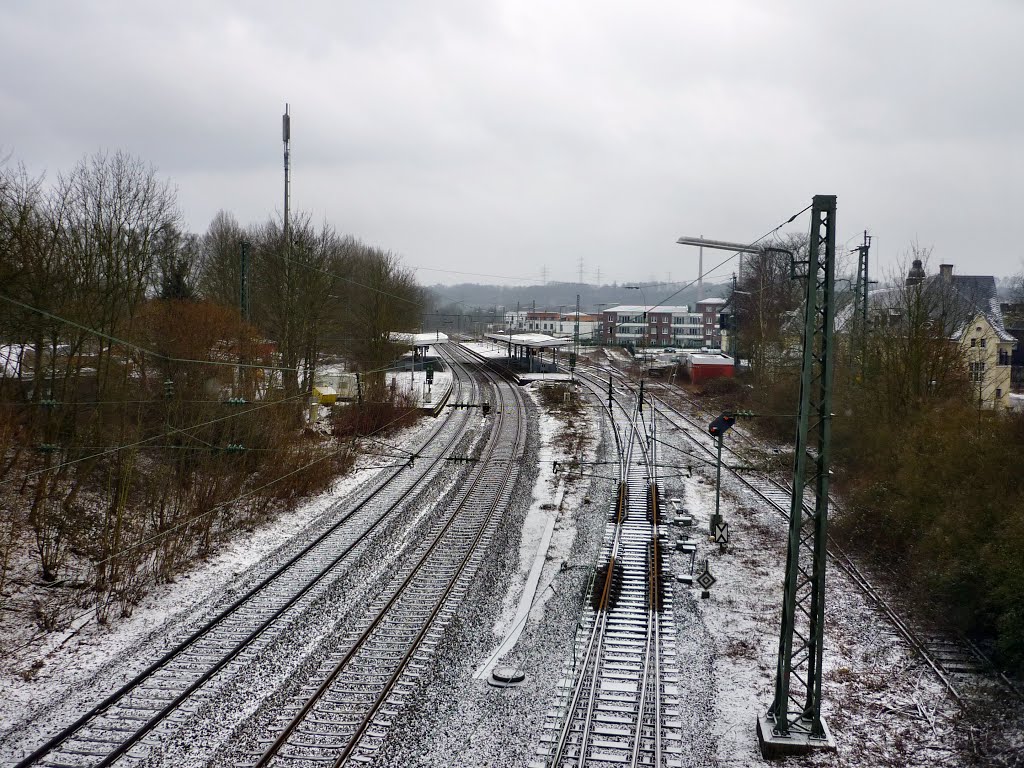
[2, 0, 1022, 284]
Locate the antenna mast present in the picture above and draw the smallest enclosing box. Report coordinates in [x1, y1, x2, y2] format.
[283, 104, 291, 241]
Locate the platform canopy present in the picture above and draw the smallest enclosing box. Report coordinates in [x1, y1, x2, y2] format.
[389, 331, 449, 346]
[484, 332, 570, 348]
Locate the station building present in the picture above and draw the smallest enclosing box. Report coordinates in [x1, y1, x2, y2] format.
[503, 310, 602, 340]
[602, 299, 727, 349]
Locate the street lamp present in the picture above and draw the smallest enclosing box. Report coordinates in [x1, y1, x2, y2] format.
[676, 235, 761, 295]
[677, 235, 763, 364]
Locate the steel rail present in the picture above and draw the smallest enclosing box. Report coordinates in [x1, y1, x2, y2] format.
[547, 372, 673, 768]
[548, 396, 637, 767]
[334, 344, 528, 766]
[645, 388, 1011, 706]
[12, 357, 478, 768]
[250, 343, 527, 767]
[581, 356, 1023, 703]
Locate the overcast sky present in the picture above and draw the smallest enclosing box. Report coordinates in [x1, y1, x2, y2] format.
[2, 0, 1022, 288]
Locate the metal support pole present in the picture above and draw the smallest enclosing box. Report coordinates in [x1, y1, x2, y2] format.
[608, 375, 613, 410]
[854, 231, 871, 378]
[572, 293, 581, 380]
[711, 434, 723, 535]
[759, 195, 838, 755]
[239, 240, 251, 322]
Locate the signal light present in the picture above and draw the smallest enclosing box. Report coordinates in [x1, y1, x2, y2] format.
[708, 414, 735, 436]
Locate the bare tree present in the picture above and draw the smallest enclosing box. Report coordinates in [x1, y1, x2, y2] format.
[859, 248, 971, 417]
[57, 150, 180, 399]
[329, 241, 423, 399]
[197, 210, 246, 308]
[733, 233, 807, 384]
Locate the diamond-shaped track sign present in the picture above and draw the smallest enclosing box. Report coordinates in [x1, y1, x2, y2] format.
[696, 561, 717, 591]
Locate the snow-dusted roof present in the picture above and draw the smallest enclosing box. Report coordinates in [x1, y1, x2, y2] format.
[604, 305, 690, 314]
[484, 332, 570, 348]
[389, 331, 449, 346]
[697, 297, 727, 306]
[690, 353, 735, 365]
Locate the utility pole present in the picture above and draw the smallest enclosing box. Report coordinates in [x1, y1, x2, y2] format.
[572, 294, 581, 380]
[758, 195, 839, 757]
[281, 104, 296, 395]
[239, 238, 251, 398]
[239, 240, 251, 322]
[698, 235, 704, 302]
[853, 230, 871, 378]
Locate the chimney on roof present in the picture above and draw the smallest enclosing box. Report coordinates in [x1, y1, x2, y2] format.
[906, 259, 926, 287]
[939, 263, 953, 281]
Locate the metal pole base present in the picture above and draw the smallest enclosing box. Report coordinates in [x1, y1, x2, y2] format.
[756, 713, 836, 759]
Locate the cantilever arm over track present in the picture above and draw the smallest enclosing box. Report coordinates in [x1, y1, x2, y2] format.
[675, 236, 762, 253]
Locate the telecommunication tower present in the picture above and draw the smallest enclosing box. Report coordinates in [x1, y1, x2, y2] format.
[283, 104, 291, 241]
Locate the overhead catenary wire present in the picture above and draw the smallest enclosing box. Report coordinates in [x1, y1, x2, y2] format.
[651, 202, 815, 309]
[87, 404, 418, 571]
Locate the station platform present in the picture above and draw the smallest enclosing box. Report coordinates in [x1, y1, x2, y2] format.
[384, 345, 453, 415]
[460, 340, 573, 384]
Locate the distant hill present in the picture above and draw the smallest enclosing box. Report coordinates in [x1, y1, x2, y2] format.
[423, 280, 731, 315]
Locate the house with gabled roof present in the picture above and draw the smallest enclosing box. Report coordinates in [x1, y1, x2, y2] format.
[913, 262, 1014, 409]
[839, 260, 1016, 409]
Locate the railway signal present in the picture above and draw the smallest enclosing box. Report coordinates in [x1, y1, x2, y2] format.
[708, 413, 734, 535]
[708, 414, 735, 436]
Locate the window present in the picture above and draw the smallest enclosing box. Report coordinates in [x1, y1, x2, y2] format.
[997, 388, 1002, 398]
[970, 339, 976, 347]
[980, 339, 986, 348]
[969, 361, 986, 382]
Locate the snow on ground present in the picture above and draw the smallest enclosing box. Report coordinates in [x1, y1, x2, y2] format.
[0, 415, 438, 739]
[383, 367, 452, 408]
[461, 340, 509, 360]
[474, 386, 584, 678]
[0, 367, 996, 767]
[666, 428, 967, 766]
[604, 346, 632, 364]
[460, 341, 572, 382]
[370, 381, 610, 768]
[0, 345, 25, 377]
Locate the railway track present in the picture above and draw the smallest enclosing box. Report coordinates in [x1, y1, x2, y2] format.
[580, 355, 1023, 706]
[6, 350, 490, 767]
[232, 343, 529, 766]
[536, 375, 683, 768]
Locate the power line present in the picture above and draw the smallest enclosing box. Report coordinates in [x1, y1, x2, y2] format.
[278, 252, 423, 307]
[89, 405, 418, 570]
[11, 390, 311, 482]
[0, 293, 297, 372]
[654, 203, 814, 309]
